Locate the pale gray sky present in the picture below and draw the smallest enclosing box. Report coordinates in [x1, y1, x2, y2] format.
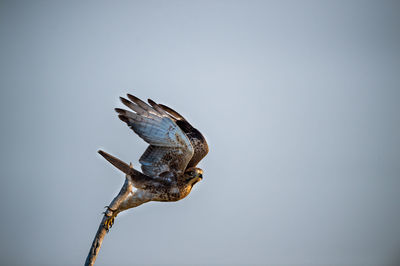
[1, 0, 400, 265]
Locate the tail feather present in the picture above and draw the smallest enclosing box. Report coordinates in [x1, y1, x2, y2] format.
[98, 150, 132, 175]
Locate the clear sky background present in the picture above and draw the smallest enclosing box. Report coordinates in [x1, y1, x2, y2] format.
[1, 1, 399, 265]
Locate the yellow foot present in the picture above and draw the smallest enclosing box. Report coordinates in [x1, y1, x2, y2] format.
[104, 216, 116, 232]
[103, 206, 118, 232]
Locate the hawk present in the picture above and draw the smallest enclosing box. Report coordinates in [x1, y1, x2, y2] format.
[98, 94, 209, 229]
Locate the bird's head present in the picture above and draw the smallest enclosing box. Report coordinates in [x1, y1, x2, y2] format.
[184, 167, 203, 187]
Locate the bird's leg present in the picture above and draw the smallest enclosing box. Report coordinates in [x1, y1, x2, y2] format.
[101, 164, 135, 232]
[104, 205, 117, 212]
[103, 214, 116, 232]
[103, 206, 118, 232]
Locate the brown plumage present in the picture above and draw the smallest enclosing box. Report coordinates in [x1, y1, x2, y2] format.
[98, 94, 208, 228]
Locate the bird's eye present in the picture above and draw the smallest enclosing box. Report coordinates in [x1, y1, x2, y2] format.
[190, 171, 195, 176]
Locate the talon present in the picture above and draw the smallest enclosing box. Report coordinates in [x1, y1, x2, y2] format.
[103, 212, 118, 232]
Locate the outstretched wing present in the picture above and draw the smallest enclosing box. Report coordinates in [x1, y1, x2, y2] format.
[157, 103, 209, 168]
[116, 94, 194, 178]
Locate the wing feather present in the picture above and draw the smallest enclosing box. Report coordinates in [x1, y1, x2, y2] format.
[116, 95, 194, 177]
[158, 104, 185, 120]
[158, 104, 209, 167]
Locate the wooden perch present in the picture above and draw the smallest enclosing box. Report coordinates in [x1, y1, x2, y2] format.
[84, 163, 134, 266]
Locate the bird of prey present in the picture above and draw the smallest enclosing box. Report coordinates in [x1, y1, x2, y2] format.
[98, 94, 208, 230]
